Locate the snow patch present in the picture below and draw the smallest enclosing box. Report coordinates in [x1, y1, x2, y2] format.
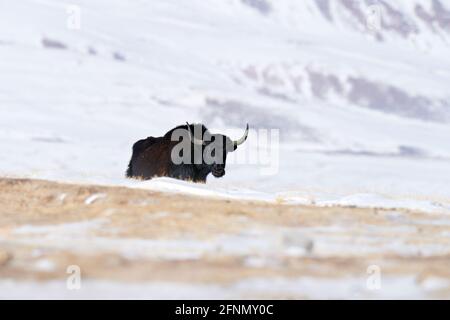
[84, 193, 107, 205]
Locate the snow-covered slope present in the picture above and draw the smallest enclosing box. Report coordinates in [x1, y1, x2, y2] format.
[0, 0, 449, 209]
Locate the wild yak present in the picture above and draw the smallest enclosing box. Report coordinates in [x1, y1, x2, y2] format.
[126, 123, 249, 183]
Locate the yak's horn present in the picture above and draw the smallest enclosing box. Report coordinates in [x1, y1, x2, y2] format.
[186, 122, 204, 145]
[234, 124, 249, 147]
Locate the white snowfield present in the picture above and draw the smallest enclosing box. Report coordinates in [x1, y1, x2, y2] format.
[1, 0, 450, 299]
[1, 0, 450, 211]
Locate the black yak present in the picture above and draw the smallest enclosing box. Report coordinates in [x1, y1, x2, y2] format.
[126, 123, 249, 183]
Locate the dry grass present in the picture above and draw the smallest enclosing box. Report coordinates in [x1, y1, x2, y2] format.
[0, 178, 449, 298]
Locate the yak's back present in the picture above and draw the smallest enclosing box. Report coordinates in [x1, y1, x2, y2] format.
[126, 124, 208, 179]
[132, 137, 158, 154]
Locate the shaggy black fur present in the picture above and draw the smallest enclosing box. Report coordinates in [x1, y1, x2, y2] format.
[126, 124, 233, 183]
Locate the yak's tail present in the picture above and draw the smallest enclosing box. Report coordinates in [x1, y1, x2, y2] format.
[125, 137, 156, 178]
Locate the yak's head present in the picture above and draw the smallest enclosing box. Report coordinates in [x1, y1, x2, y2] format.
[185, 123, 249, 178]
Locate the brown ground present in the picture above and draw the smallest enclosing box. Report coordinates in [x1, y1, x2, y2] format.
[0, 178, 449, 299]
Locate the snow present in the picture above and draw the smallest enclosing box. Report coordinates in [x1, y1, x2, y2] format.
[1, 276, 448, 299]
[9, 217, 450, 260]
[84, 193, 107, 205]
[33, 259, 57, 272]
[318, 193, 450, 213]
[1, 0, 450, 299]
[1, 0, 450, 213]
[1, 0, 450, 214]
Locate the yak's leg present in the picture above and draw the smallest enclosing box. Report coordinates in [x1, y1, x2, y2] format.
[169, 165, 197, 182]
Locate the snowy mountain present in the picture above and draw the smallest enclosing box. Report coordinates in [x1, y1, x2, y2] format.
[1, 0, 450, 207]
